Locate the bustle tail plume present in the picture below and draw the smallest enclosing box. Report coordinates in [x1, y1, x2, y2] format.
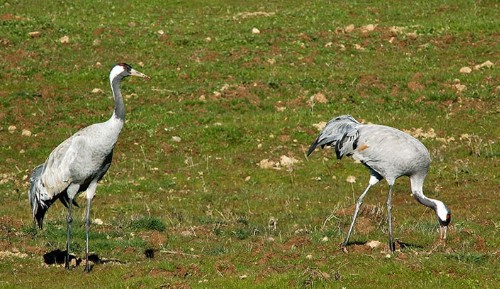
[29, 164, 50, 229]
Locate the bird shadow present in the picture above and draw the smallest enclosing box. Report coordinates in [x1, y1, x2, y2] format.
[395, 240, 424, 250]
[43, 249, 81, 266]
[342, 240, 424, 251]
[43, 249, 125, 270]
[144, 248, 155, 259]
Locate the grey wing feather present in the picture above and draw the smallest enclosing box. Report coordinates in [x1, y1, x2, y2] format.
[307, 115, 360, 157]
[29, 164, 45, 218]
[29, 163, 53, 228]
[28, 135, 85, 228]
[335, 129, 359, 159]
[42, 137, 78, 195]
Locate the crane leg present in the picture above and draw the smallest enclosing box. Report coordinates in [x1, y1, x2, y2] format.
[342, 183, 373, 249]
[387, 185, 395, 252]
[65, 201, 73, 269]
[84, 181, 98, 273]
[84, 197, 92, 273]
[64, 184, 79, 269]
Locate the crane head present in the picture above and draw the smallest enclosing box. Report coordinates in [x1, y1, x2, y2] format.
[436, 202, 451, 240]
[110, 63, 150, 82]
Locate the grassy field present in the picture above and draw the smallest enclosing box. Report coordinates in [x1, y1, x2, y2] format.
[0, 0, 499, 288]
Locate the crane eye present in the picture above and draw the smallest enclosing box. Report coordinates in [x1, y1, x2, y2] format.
[440, 213, 451, 226]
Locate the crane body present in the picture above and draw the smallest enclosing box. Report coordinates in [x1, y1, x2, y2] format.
[29, 63, 149, 271]
[308, 115, 451, 252]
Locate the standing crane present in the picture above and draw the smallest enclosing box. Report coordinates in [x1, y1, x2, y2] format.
[307, 115, 451, 252]
[29, 63, 149, 272]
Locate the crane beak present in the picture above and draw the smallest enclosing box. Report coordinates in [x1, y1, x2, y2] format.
[439, 225, 447, 240]
[130, 68, 150, 79]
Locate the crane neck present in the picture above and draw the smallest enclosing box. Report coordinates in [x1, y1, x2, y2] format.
[110, 76, 125, 122]
[410, 174, 450, 226]
[410, 176, 437, 210]
[412, 191, 437, 210]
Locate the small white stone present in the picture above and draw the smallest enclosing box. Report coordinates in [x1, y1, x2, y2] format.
[474, 60, 494, 70]
[258, 159, 275, 169]
[172, 136, 181, 142]
[354, 44, 365, 51]
[93, 218, 104, 225]
[366, 240, 381, 248]
[345, 24, 355, 33]
[280, 155, 300, 168]
[459, 66, 472, 74]
[452, 83, 467, 93]
[8, 125, 16, 133]
[252, 27, 260, 34]
[59, 35, 69, 44]
[21, 129, 32, 137]
[361, 24, 376, 32]
[28, 31, 41, 38]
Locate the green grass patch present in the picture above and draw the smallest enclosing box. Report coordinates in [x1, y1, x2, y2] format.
[130, 216, 166, 232]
